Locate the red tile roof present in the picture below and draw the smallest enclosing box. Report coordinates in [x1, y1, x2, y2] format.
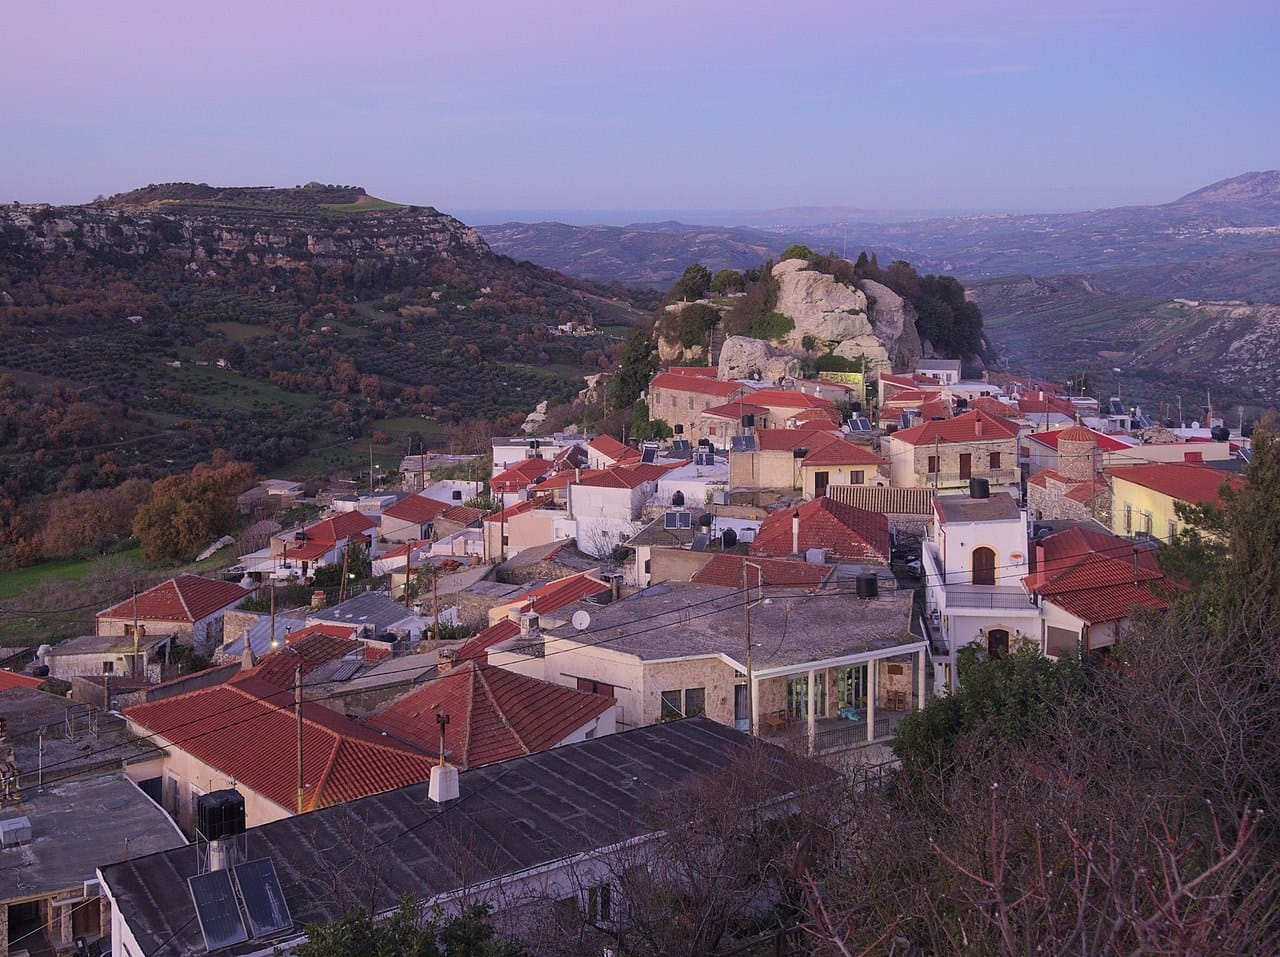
[552, 443, 591, 470]
[1107, 462, 1244, 507]
[438, 505, 487, 527]
[650, 372, 744, 398]
[0, 670, 44, 691]
[364, 661, 613, 769]
[382, 494, 449, 525]
[304, 511, 378, 543]
[700, 401, 768, 421]
[801, 440, 886, 468]
[787, 406, 843, 425]
[282, 540, 338, 562]
[587, 434, 640, 462]
[744, 389, 837, 411]
[750, 498, 890, 563]
[752, 427, 842, 452]
[456, 619, 521, 664]
[1024, 527, 1172, 625]
[490, 457, 555, 493]
[125, 680, 435, 812]
[483, 494, 553, 524]
[690, 554, 833, 588]
[1016, 394, 1077, 417]
[1029, 427, 1130, 452]
[970, 396, 1020, 417]
[98, 575, 250, 625]
[245, 629, 364, 688]
[575, 461, 686, 489]
[666, 366, 719, 377]
[456, 572, 609, 663]
[891, 409, 1020, 447]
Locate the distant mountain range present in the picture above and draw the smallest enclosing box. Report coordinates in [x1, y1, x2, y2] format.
[479, 171, 1280, 290]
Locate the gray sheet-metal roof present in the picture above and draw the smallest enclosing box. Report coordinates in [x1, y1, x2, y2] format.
[307, 592, 419, 633]
[100, 719, 804, 957]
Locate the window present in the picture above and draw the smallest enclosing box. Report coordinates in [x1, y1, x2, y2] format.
[1142, 512, 1153, 537]
[814, 470, 830, 495]
[660, 688, 704, 719]
[786, 675, 827, 719]
[1168, 520, 1177, 542]
[575, 677, 615, 698]
[588, 884, 612, 923]
[850, 470, 864, 485]
[688, 396, 695, 410]
[684, 687, 706, 717]
[989, 451, 1001, 470]
[452, 489, 463, 501]
[927, 455, 940, 474]
[102, 660, 114, 674]
[660, 690, 682, 720]
[1123, 504, 1133, 535]
[1046, 626, 1078, 658]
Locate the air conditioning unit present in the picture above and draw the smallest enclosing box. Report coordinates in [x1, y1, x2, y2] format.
[83, 879, 101, 899]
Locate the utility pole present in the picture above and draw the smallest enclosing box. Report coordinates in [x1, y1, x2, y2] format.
[742, 561, 763, 736]
[131, 589, 139, 679]
[269, 580, 276, 651]
[295, 663, 304, 814]
[404, 539, 414, 609]
[338, 544, 351, 603]
[432, 569, 440, 643]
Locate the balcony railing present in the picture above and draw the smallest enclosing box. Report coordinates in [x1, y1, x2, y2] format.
[919, 468, 1021, 488]
[940, 584, 1034, 610]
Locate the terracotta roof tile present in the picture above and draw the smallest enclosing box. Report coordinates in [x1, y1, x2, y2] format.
[490, 457, 555, 493]
[802, 440, 886, 468]
[304, 511, 378, 543]
[0, 670, 44, 691]
[125, 681, 435, 812]
[690, 554, 832, 588]
[438, 505, 487, 527]
[98, 575, 250, 625]
[483, 494, 554, 523]
[382, 494, 449, 525]
[650, 372, 745, 398]
[587, 434, 639, 461]
[891, 409, 1020, 447]
[243, 627, 363, 688]
[364, 661, 612, 769]
[700, 401, 768, 421]
[1029, 427, 1130, 452]
[752, 427, 842, 452]
[1107, 462, 1244, 507]
[750, 498, 890, 563]
[826, 485, 937, 515]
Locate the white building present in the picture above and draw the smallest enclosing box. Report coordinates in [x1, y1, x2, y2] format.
[921, 486, 1038, 692]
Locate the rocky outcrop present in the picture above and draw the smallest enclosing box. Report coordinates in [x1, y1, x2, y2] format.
[718, 337, 802, 381]
[859, 279, 923, 371]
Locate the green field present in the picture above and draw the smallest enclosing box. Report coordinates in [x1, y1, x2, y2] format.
[0, 549, 139, 600]
[209, 321, 272, 341]
[320, 196, 406, 213]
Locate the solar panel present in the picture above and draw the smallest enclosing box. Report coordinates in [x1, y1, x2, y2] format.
[677, 511, 692, 529]
[849, 417, 872, 432]
[640, 447, 657, 464]
[330, 660, 362, 682]
[691, 532, 710, 552]
[664, 512, 679, 530]
[694, 451, 715, 466]
[730, 435, 756, 453]
[234, 858, 293, 939]
[671, 440, 692, 454]
[1109, 399, 1125, 416]
[189, 869, 249, 952]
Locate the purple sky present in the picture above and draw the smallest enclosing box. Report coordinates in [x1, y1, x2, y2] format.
[3, 0, 1277, 220]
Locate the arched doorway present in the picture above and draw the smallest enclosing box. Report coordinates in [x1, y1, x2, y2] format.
[972, 546, 996, 585]
[987, 628, 1010, 658]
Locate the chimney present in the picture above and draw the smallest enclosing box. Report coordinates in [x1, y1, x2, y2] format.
[240, 635, 256, 672]
[519, 612, 539, 637]
[437, 648, 457, 675]
[311, 589, 326, 609]
[792, 510, 801, 555]
[609, 573, 621, 603]
[975, 415, 984, 437]
[429, 712, 459, 802]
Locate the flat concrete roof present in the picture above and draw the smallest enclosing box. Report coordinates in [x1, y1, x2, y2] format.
[542, 580, 917, 672]
[1, 688, 161, 789]
[45, 633, 169, 657]
[1, 773, 184, 902]
[936, 493, 1021, 524]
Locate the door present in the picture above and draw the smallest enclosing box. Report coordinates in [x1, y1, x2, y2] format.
[959, 452, 972, 479]
[814, 470, 829, 497]
[987, 628, 1010, 658]
[734, 684, 749, 731]
[837, 665, 868, 708]
[972, 547, 996, 586]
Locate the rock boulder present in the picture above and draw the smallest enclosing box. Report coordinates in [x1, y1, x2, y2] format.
[718, 337, 802, 382]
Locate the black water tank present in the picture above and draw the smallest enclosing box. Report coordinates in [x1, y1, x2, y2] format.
[722, 528, 738, 548]
[969, 477, 990, 499]
[855, 573, 879, 599]
[793, 447, 809, 459]
[673, 424, 684, 435]
[698, 513, 714, 528]
[850, 402, 862, 414]
[1211, 425, 1230, 442]
[671, 490, 685, 507]
[30, 664, 49, 678]
[741, 413, 755, 428]
[197, 789, 246, 841]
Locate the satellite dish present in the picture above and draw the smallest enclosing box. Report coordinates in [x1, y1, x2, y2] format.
[571, 610, 592, 631]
